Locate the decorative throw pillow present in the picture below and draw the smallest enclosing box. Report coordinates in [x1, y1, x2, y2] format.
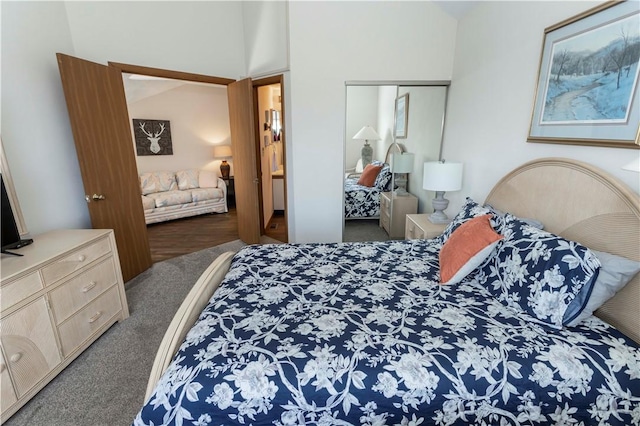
[139, 172, 160, 195]
[176, 169, 200, 190]
[357, 164, 383, 187]
[374, 163, 392, 190]
[477, 214, 601, 329]
[439, 214, 503, 285]
[198, 170, 219, 188]
[565, 250, 640, 326]
[483, 204, 544, 230]
[440, 198, 502, 243]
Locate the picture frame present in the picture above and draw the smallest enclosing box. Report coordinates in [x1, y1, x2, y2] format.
[394, 93, 409, 139]
[528, 1, 640, 149]
[132, 119, 173, 156]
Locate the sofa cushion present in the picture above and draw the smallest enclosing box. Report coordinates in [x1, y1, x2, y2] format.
[147, 190, 193, 208]
[139, 171, 177, 195]
[141, 195, 156, 211]
[199, 170, 219, 188]
[191, 187, 224, 202]
[176, 169, 199, 190]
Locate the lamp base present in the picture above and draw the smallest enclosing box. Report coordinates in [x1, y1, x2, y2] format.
[394, 175, 409, 196]
[429, 191, 451, 223]
[361, 142, 373, 167]
[220, 160, 230, 180]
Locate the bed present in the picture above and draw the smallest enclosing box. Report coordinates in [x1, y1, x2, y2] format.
[344, 145, 403, 220]
[134, 158, 640, 426]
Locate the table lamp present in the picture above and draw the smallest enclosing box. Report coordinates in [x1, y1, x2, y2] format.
[213, 145, 232, 179]
[391, 152, 414, 196]
[352, 126, 380, 167]
[423, 161, 463, 223]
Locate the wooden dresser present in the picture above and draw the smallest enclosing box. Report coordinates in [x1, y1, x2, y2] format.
[0, 229, 128, 422]
[380, 192, 418, 239]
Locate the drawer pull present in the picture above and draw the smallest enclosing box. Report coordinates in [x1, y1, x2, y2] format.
[78, 255, 86, 262]
[89, 311, 103, 323]
[82, 281, 98, 293]
[9, 352, 22, 363]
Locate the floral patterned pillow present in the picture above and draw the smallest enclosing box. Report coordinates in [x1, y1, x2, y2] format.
[476, 214, 601, 329]
[440, 198, 503, 243]
[374, 163, 392, 190]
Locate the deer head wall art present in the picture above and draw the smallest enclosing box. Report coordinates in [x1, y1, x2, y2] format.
[133, 119, 173, 156]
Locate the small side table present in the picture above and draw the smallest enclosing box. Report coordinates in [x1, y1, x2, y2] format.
[405, 214, 447, 240]
[224, 176, 235, 207]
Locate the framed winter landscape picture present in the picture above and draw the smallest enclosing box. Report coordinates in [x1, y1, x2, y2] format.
[528, 1, 640, 149]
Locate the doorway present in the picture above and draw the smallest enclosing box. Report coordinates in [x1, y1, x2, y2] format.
[255, 79, 287, 242]
[57, 54, 288, 280]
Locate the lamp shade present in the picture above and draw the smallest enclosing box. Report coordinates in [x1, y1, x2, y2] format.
[423, 161, 463, 192]
[213, 145, 232, 158]
[391, 153, 414, 173]
[352, 126, 380, 140]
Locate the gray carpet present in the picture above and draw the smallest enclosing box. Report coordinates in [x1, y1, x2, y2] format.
[343, 219, 390, 242]
[4, 239, 250, 426]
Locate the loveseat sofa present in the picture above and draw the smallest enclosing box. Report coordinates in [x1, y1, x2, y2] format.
[139, 169, 228, 224]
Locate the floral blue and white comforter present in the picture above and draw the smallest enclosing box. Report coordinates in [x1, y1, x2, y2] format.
[344, 177, 381, 219]
[134, 240, 640, 426]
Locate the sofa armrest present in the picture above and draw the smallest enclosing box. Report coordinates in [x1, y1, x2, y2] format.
[218, 177, 228, 197]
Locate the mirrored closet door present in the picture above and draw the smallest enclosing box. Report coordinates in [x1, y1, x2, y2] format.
[342, 82, 449, 242]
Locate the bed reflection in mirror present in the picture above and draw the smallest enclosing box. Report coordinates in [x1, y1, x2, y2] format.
[343, 83, 449, 242]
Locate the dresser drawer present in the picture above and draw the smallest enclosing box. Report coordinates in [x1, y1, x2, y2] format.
[405, 218, 425, 239]
[0, 298, 61, 398]
[41, 237, 111, 285]
[380, 194, 390, 214]
[49, 258, 118, 324]
[57, 286, 122, 357]
[0, 350, 17, 413]
[0, 272, 43, 312]
[380, 211, 390, 233]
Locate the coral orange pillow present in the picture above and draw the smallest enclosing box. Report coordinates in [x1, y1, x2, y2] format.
[357, 164, 383, 187]
[439, 214, 502, 285]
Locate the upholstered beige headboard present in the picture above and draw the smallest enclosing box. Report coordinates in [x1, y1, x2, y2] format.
[485, 157, 640, 344]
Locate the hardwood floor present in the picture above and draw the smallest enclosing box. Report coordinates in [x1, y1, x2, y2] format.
[146, 207, 287, 263]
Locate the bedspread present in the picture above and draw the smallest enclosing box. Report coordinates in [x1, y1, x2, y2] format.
[134, 240, 640, 426]
[344, 177, 382, 219]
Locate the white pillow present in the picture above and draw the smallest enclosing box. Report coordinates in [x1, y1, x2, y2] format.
[566, 250, 640, 326]
[198, 170, 219, 188]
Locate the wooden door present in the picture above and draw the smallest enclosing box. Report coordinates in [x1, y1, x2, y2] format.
[227, 78, 261, 244]
[56, 53, 152, 282]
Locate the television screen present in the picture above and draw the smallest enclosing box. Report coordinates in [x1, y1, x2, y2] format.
[1, 173, 26, 251]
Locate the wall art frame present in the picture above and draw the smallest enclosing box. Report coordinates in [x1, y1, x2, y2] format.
[133, 119, 173, 155]
[394, 93, 409, 139]
[527, 0, 640, 149]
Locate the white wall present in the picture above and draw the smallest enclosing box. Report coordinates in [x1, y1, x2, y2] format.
[242, 1, 289, 77]
[288, 1, 457, 242]
[1, 1, 90, 235]
[345, 86, 379, 168]
[443, 1, 640, 217]
[126, 84, 231, 175]
[64, 2, 246, 78]
[1, 1, 248, 236]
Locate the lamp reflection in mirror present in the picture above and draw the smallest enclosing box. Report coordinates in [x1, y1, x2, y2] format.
[352, 126, 380, 167]
[423, 161, 463, 223]
[213, 145, 232, 179]
[391, 152, 414, 196]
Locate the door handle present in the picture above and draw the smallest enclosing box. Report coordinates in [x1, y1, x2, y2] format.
[92, 194, 106, 201]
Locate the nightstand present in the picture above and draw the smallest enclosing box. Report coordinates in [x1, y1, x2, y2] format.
[380, 192, 418, 239]
[223, 176, 235, 207]
[405, 214, 447, 240]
